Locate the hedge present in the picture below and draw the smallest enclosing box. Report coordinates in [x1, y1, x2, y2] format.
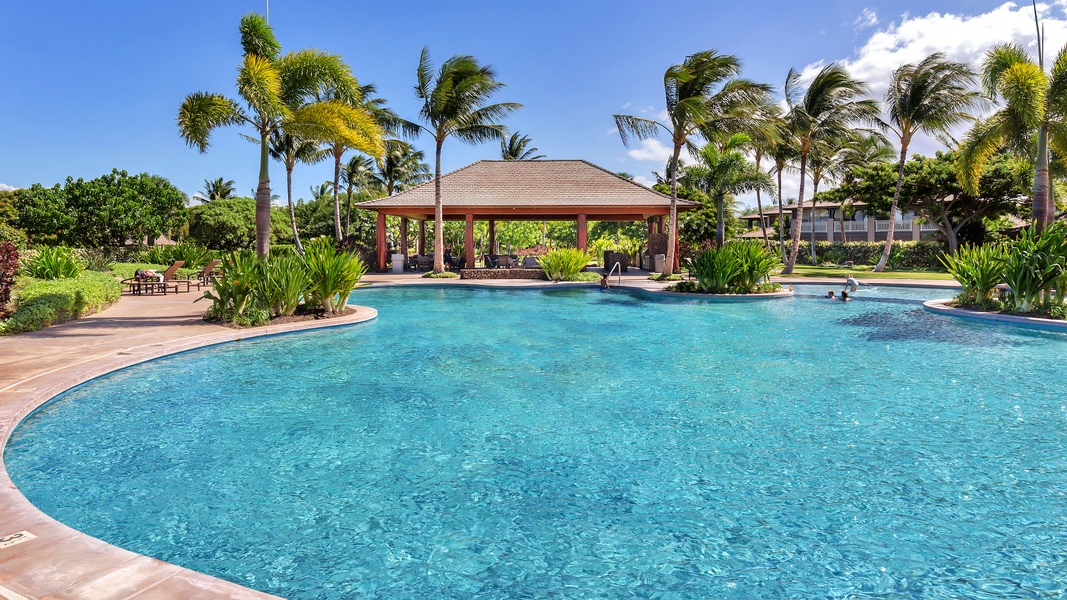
[0, 271, 122, 335]
[766, 240, 947, 269]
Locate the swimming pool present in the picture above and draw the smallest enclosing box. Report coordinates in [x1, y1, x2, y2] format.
[6, 285, 1067, 598]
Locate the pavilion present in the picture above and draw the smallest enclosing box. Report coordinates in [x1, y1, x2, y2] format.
[357, 159, 698, 271]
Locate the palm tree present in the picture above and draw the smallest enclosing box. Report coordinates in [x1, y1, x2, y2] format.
[270, 131, 326, 254]
[958, 35, 1067, 231]
[201, 178, 236, 201]
[411, 47, 521, 273]
[681, 135, 775, 246]
[747, 99, 783, 249]
[370, 140, 431, 196]
[780, 64, 881, 274]
[340, 154, 377, 237]
[874, 52, 980, 271]
[830, 133, 895, 242]
[501, 132, 546, 160]
[614, 50, 769, 276]
[178, 13, 381, 257]
[768, 134, 797, 263]
[309, 182, 331, 200]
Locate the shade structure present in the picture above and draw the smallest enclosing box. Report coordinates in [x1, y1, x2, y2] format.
[358, 159, 698, 270]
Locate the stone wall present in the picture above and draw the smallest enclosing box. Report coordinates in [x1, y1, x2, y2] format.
[603, 251, 629, 272]
[648, 233, 668, 259]
[459, 268, 548, 280]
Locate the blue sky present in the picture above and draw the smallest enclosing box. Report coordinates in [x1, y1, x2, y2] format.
[3, 1, 1066, 207]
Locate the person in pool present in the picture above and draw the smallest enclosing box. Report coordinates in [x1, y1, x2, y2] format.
[826, 290, 836, 299]
[845, 274, 861, 292]
[600, 273, 610, 291]
[841, 290, 850, 301]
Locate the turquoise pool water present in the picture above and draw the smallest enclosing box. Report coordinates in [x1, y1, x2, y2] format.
[6, 285, 1067, 598]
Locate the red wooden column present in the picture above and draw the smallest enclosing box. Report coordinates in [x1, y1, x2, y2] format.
[488, 220, 497, 255]
[400, 218, 409, 256]
[465, 213, 475, 268]
[376, 212, 387, 271]
[418, 220, 426, 255]
[577, 213, 588, 252]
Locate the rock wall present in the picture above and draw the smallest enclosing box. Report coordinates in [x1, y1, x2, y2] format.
[459, 268, 548, 280]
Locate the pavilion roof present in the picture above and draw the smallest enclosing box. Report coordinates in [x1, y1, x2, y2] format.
[357, 160, 698, 214]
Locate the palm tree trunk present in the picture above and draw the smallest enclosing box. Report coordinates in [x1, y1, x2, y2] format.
[777, 168, 785, 264]
[755, 188, 770, 250]
[783, 152, 808, 274]
[716, 195, 725, 247]
[286, 163, 304, 255]
[344, 191, 352, 240]
[433, 140, 445, 273]
[332, 150, 343, 240]
[1034, 123, 1051, 231]
[255, 130, 272, 258]
[875, 141, 909, 272]
[810, 180, 820, 265]
[665, 143, 682, 276]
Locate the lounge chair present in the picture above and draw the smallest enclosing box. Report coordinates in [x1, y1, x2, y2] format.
[183, 259, 221, 290]
[122, 261, 188, 295]
[483, 254, 498, 268]
[522, 257, 540, 269]
[498, 256, 515, 268]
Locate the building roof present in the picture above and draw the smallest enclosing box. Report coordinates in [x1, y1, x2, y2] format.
[358, 160, 697, 220]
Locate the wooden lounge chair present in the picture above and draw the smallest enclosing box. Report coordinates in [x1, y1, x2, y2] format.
[122, 261, 188, 295]
[182, 259, 221, 290]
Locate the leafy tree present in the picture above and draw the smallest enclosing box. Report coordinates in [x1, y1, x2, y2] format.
[827, 151, 1028, 254]
[201, 178, 236, 201]
[874, 52, 979, 271]
[781, 64, 880, 273]
[501, 132, 545, 160]
[411, 47, 521, 273]
[370, 140, 431, 196]
[340, 154, 378, 237]
[177, 12, 381, 257]
[614, 50, 770, 276]
[187, 197, 291, 250]
[16, 170, 187, 247]
[270, 130, 326, 254]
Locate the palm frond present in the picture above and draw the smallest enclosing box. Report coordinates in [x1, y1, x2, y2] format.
[239, 13, 280, 60]
[612, 115, 664, 147]
[238, 54, 287, 123]
[177, 92, 244, 152]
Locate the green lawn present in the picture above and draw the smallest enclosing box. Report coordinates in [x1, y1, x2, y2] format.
[775, 264, 957, 281]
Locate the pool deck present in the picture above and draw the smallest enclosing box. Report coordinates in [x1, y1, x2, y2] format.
[0, 269, 956, 599]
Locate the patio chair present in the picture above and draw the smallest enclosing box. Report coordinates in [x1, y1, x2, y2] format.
[122, 260, 186, 295]
[522, 257, 540, 269]
[416, 255, 434, 271]
[483, 254, 498, 268]
[183, 259, 221, 290]
[498, 256, 515, 268]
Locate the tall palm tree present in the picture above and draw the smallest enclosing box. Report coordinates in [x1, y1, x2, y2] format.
[340, 154, 377, 237]
[201, 178, 236, 201]
[178, 13, 379, 257]
[411, 47, 521, 273]
[681, 135, 775, 246]
[269, 131, 326, 254]
[614, 50, 770, 276]
[309, 182, 331, 200]
[831, 133, 895, 242]
[768, 134, 797, 263]
[781, 64, 881, 274]
[501, 132, 546, 160]
[958, 38, 1067, 231]
[747, 100, 783, 249]
[875, 52, 980, 271]
[316, 82, 389, 241]
[370, 140, 431, 196]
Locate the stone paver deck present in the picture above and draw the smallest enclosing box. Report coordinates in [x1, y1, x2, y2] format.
[0, 270, 958, 599]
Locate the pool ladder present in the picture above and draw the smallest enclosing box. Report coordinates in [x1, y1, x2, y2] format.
[608, 262, 623, 287]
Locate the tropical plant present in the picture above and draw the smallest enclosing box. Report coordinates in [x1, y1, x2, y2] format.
[500, 132, 546, 160]
[370, 140, 431, 196]
[302, 237, 366, 313]
[257, 254, 311, 316]
[340, 154, 377, 237]
[538, 248, 591, 281]
[687, 240, 779, 293]
[940, 243, 1007, 306]
[140, 242, 215, 270]
[681, 135, 774, 246]
[270, 130, 327, 254]
[614, 50, 771, 276]
[25, 246, 84, 280]
[411, 47, 521, 273]
[731, 240, 782, 291]
[781, 64, 881, 273]
[199, 250, 263, 322]
[178, 13, 381, 257]
[201, 178, 236, 201]
[957, 27, 1067, 231]
[874, 52, 980, 271]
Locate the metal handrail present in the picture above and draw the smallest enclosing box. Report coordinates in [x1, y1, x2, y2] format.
[608, 261, 623, 286]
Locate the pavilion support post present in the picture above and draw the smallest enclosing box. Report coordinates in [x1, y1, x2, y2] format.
[656, 215, 665, 234]
[465, 213, 475, 268]
[577, 213, 588, 252]
[400, 218, 409, 257]
[418, 220, 426, 255]
[376, 212, 387, 272]
[488, 219, 497, 255]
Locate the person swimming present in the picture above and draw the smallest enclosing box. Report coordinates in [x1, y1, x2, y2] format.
[826, 290, 836, 299]
[841, 290, 850, 301]
[600, 273, 610, 291]
[845, 274, 860, 292]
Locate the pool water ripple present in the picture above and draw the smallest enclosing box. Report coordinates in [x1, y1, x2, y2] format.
[5, 285, 1067, 598]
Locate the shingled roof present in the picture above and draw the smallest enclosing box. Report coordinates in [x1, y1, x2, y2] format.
[358, 160, 697, 212]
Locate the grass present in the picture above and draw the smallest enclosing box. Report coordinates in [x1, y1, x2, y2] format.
[776, 265, 957, 281]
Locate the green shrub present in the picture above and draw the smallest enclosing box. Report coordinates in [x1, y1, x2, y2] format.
[940, 244, 1006, 307]
[539, 248, 591, 281]
[666, 280, 700, 293]
[999, 223, 1067, 313]
[77, 248, 114, 272]
[773, 240, 946, 269]
[257, 254, 310, 317]
[303, 238, 366, 313]
[1, 242, 18, 306]
[0, 271, 122, 334]
[140, 242, 215, 269]
[687, 241, 779, 294]
[25, 246, 84, 280]
[199, 251, 262, 320]
[423, 271, 458, 278]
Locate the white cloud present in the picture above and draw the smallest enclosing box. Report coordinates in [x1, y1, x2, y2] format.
[624, 138, 695, 168]
[0, 183, 14, 191]
[855, 8, 878, 30]
[633, 175, 657, 188]
[606, 127, 619, 136]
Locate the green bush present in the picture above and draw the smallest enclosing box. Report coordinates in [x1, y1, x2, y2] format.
[1, 241, 17, 306]
[423, 271, 458, 278]
[999, 223, 1067, 313]
[539, 248, 591, 281]
[940, 244, 1006, 307]
[25, 246, 84, 280]
[771, 240, 947, 269]
[140, 242, 215, 269]
[258, 254, 310, 317]
[687, 241, 780, 294]
[0, 271, 122, 334]
[199, 251, 262, 321]
[77, 248, 115, 272]
[303, 238, 366, 313]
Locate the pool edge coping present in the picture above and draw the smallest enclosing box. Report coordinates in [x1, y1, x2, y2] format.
[923, 299, 1067, 331]
[0, 305, 377, 600]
